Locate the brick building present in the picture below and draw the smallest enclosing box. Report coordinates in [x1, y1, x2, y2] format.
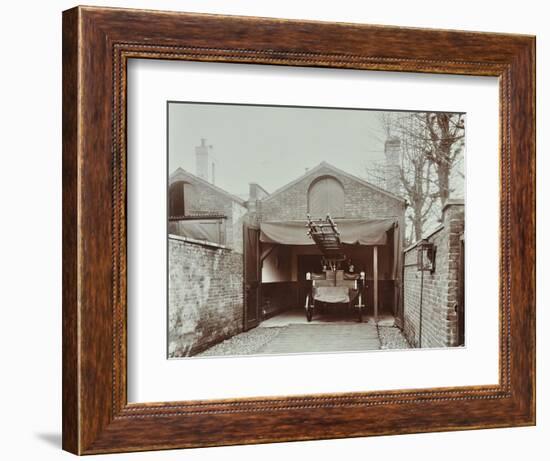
[246, 162, 407, 327]
[168, 167, 247, 252]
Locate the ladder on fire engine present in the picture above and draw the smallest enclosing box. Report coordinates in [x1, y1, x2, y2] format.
[306, 214, 346, 262]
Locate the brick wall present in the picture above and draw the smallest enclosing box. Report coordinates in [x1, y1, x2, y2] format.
[168, 235, 244, 357]
[403, 201, 464, 348]
[259, 164, 405, 224]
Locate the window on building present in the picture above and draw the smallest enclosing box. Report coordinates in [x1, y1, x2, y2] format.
[168, 181, 196, 217]
[307, 176, 345, 218]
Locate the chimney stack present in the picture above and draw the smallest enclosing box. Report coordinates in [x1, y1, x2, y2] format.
[384, 136, 401, 196]
[195, 138, 216, 184]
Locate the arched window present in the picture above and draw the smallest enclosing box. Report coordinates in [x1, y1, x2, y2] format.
[307, 176, 345, 218]
[168, 181, 195, 217]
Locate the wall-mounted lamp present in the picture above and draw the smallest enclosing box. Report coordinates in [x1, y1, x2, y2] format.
[417, 239, 436, 273]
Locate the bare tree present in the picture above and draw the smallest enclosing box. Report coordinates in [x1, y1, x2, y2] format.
[396, 114, 439, 243]
[423, 112, 465, 207]
[366, 111, 465, 244]
[366, 113, 438, 243]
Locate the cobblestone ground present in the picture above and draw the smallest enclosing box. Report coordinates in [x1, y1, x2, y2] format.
[197, 326, 284, 357]
[378, 325, 412, 350]
[196, 314, 411, 357]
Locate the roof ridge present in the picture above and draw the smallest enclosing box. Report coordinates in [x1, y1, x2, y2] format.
[260, 161, 405, 203]
[169, 167, 246, 205]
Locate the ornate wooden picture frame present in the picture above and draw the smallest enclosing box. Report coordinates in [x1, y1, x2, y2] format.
[62, 6, 535, 455]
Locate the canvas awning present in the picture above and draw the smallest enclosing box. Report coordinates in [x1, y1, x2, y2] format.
[259, 218, 397, 246]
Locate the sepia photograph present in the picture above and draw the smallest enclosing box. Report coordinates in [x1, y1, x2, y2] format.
[55, 4, 537, 455]
[167, 102, 466, 358]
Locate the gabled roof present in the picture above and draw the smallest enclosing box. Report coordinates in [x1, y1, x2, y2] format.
[169, 167, 246, 206]
[261, 161, 406, 204]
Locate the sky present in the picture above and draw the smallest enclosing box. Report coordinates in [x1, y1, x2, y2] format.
[168, 102, 390, 197]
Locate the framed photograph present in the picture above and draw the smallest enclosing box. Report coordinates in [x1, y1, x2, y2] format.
[62, 6, 535, 455]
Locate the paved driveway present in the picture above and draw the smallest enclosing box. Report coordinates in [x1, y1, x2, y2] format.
[197, 310, 409, 357]
[256, 323, 379, 354]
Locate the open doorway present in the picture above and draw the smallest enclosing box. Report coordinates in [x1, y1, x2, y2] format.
[253, 221, 402, 325]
